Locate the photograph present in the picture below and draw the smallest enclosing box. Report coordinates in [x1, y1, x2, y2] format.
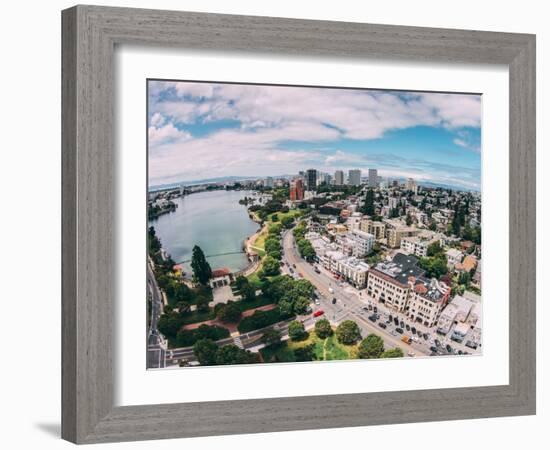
[146, 80, 483, 369]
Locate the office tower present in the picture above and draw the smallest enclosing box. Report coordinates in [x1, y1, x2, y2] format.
[334, 170, 344, 186]
[348, 169, 361, 186]
[368, 169, 378, 188]
[306, 169, 317, 190]
[290, 178, 305, 201]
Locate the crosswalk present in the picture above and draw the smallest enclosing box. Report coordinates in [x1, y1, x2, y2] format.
[233, 335, 244, 349]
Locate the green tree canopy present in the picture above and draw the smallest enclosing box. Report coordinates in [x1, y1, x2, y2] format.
[216, 301, 242, 323]
[335, 320, 362, 345]
[264, 237, 281, 255]
[363, 188, 375, 215]
[281, 215, 294, 229]
[314, 318, 333, 339]
[191, 245, 212, 285]
[262, 256, 281, 276]
[214, 344, 256, 365]
[261, 328, 282, 347]
[193, 339, 218, 365]
[358, 334, 385, 359]
[380, 347, 404, 358]
[288, 320, 307, 341]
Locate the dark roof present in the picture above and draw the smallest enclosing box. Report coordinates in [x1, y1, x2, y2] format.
[371, 252, 424, 286]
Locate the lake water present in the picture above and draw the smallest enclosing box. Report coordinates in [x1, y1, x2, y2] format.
[149, 190, 260, 274]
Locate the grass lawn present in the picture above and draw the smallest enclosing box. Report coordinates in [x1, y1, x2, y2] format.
[260, 331, 358, 363]
[268, 209, 303, 224]
[236, 295, 274, 312]
[179, 309, 216, 326]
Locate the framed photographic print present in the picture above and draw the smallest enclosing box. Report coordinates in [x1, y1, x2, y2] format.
[62, 5, 536, 444]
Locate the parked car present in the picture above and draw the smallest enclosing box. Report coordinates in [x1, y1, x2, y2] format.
[401, 335, 412, 344]
[400, 321, 405, 328]
[393, 318, 399, 325]
[446, 344, 452, 353]
[378, 322, 387, 329]
[328, 287, 334, 294]
[395, 327, 404, 334]
[411, 327, 417, 334]
[423, 333, 429, 340]
[430, 346, 438, 353]
[292, 264, 297, 269]
[435, 339, 441, 347]
[313, 310, 325, 317]
[314, 268, 321, 274]
[368, 315, 377, 323]
[373, 306, 378, 313]
[332, 298, 337, 304]
[405, 324, 410, 331]
[314, 299, 321, 305]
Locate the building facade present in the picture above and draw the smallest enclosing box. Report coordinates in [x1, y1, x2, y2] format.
[334, 170, 344, 186]
[368, 168, 378, 188]
[306, 169, 317, 191]
[348, 169, 361, 186]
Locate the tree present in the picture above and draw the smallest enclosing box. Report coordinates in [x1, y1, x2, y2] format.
[297, 238, 316, 260]
[294, 343, 316, 362]
[406, 214, 413, 226]
[427, 241, 443, 257]
[314, 318, 333, 339]
[358, 334, 385, 359]
[335, 320, 361, 345]
[458, 271, 471, 287]
[262, 256, 281, 276]
[216, 301, 242, 323]
[214, 344, 256, 365]
[281, 215, 294, 229]
[193, 339, 218, 365]
[288, 320, 307, 341]
[190, 245, 212, 285]
[240, 282, 256, 302]
[293, 296, 311, 315]
[264, 237, 280, 254]
[157, 313, 182, 339]
[380, 347, 404, 358]
[261, 328, 282, 347]
[195, 296, 210, 313]
[268, 250, 282, 261]
[363, 188, 375, 215]
[234, 275, 249, 291]
[271, 213, 279, 222]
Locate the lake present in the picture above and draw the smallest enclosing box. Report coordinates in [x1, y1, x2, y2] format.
[149, 190, 260, 275]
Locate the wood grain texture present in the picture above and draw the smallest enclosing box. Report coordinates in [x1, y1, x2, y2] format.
[61, 5, 536, 444]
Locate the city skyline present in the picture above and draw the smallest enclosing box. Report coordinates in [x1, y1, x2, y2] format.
[148, 80, 482, 190]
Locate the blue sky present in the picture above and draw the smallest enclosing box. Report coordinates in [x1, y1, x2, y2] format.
[148, 81, 481, 190]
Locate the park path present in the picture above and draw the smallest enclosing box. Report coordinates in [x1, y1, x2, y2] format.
[182, 304, 277, 333]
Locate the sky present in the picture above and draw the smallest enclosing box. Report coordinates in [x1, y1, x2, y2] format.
[147, 80, 482, 191]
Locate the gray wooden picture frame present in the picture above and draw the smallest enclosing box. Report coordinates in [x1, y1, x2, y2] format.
[61, 5, 536, 444]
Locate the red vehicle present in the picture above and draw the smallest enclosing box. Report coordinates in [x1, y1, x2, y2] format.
[313, 310, 325, 317]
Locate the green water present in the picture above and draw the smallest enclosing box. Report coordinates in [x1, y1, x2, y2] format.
[149, 190, 260, 274]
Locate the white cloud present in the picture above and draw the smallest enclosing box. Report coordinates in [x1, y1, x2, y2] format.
[150, 112, 165, 127]
[148, 123, 191, 146]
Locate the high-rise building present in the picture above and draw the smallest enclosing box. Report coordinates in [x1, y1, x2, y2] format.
[406, 178, 418, 194]
[334, 170, 344, 186]
[348, 169, 361, 186]
[290, 178, 304, 201]
[265, 177, 274, 188]
[368, 169, 378, 188]
[306, 169, 317, 191]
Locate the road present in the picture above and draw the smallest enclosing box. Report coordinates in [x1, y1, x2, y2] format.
[281, 230, 428, 357]
[146, 260, 168, 369]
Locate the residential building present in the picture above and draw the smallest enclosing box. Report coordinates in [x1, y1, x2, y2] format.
[456, 254, 478, 273]
[386, 226, 419, 248]
[400, 232, 440, 258]
[334, 170, 344, 186]
[406, 178, 418, 194]
[265, 177, 274, 188]
[366, 253, 423, 312]
[445, 248, 464, 268]
[337, 229, 375, 257]
[289, 178, 304, 201]
[368, 168, 378, 187]
[407, 277, 451, 327]
[366, 253, 450, 326]
[360, 218, 386, 241]
[306, 169, 317, 191]
[336, 257, 370, 288]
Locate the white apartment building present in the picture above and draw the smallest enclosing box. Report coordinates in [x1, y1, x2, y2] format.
[360, 218, 386, 240]
[336, 257, 370, 288]
[343, 229, 375, 257]
[446, 248, 464, 268]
